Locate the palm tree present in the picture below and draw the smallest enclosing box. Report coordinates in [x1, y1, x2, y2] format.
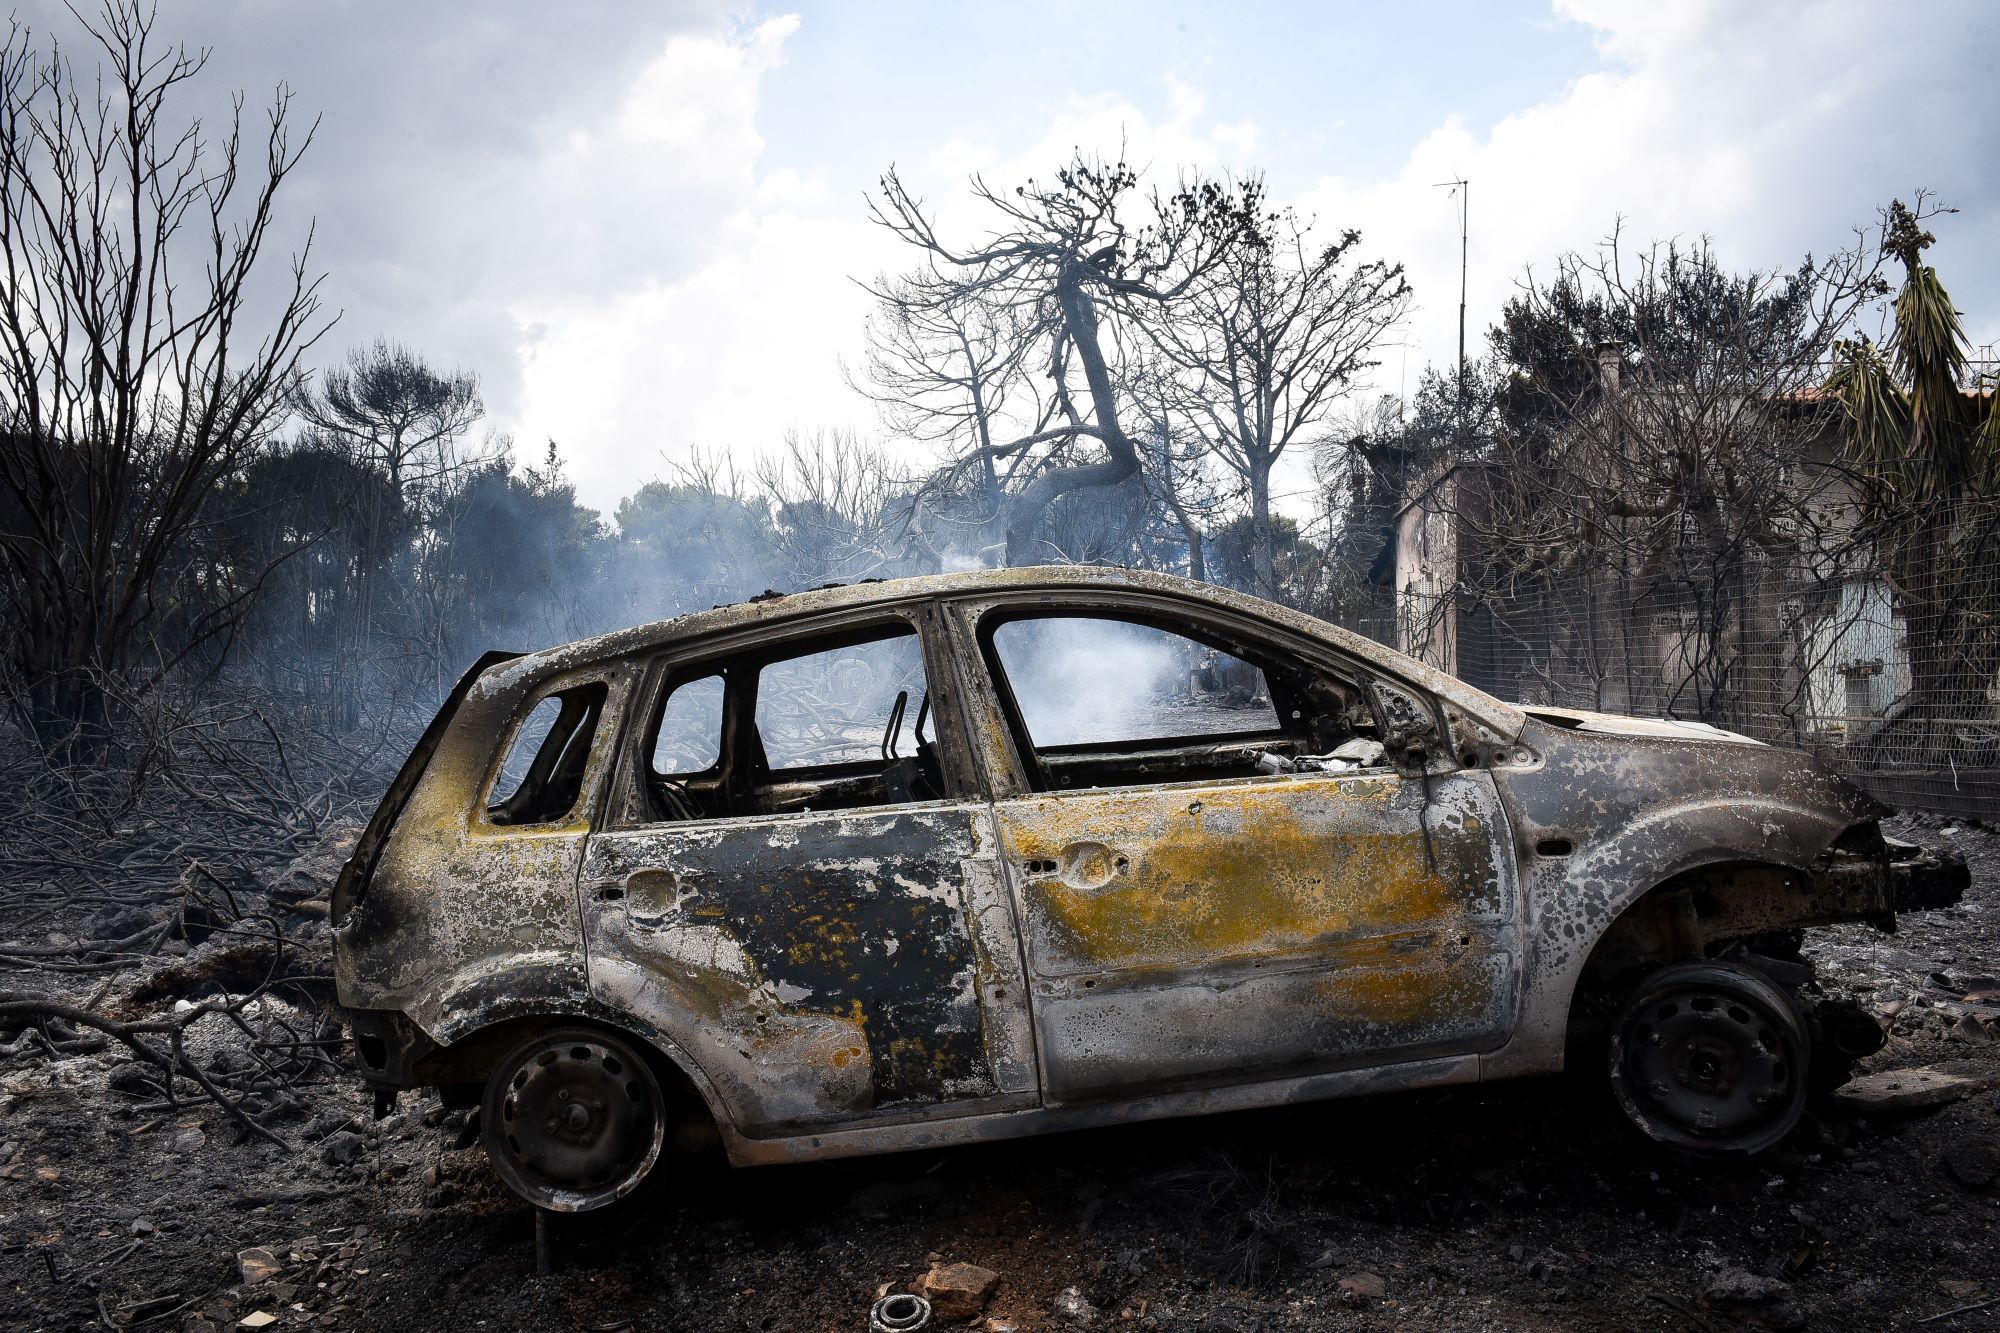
[1826, 199, 2000, 740]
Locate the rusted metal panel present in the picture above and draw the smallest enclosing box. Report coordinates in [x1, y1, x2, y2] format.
[1477, 715, 1890, 1080]
[334, 663, 634, 1038]
[579, 802, 1036, 1137]
[722, 1050, 1487, 1166]
[329, 566, 1965, 1175]
[994, 771, 1518, 1100]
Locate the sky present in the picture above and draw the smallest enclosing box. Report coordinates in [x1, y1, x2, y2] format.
[19, 0, 2000, 519]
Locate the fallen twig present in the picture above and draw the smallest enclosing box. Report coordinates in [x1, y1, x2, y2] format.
[1915, 1293, 2000, 1325]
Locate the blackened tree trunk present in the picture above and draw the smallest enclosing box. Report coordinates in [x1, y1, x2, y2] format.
[0, 4, 329, 752]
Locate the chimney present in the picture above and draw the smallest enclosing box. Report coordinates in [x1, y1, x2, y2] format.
[1597, 341, 1624, 395]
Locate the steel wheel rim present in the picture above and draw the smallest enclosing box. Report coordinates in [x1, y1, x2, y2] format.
[483, 1029, 664, 1211]
[1610, 966, 1807, 1155]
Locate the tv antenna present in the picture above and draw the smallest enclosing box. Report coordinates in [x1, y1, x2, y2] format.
[1434, 177, 1469, 397]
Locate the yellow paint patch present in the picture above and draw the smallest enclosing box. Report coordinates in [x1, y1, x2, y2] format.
[1001, 778, 1490, 989]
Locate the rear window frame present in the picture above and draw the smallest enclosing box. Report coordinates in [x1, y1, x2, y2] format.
[470, 669, 621, 833]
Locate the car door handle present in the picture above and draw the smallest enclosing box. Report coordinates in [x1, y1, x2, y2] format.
[589, 868, 686, 904]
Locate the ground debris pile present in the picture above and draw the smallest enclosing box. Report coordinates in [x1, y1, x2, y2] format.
[0, 813, 1997, 1331]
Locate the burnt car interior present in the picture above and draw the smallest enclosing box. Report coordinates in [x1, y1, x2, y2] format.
[485, 681, 608, 826]
[979, 609, 1386, 791]
[641, 621, 948, 821]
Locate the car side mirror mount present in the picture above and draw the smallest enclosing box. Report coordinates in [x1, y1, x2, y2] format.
[1373, 681, 1440, 766]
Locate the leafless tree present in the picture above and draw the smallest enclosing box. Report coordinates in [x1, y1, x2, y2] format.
[1149, 210, 1410, 598]
[1123, 353, 1229, 581]
[868, 154, 1265, 563]
[0, 2, 331, 748]
[754, 427, 913, 585]
[852, 271, 1032, 522]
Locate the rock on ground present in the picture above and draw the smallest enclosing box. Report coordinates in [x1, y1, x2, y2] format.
[918, 1260, 1001, 1320]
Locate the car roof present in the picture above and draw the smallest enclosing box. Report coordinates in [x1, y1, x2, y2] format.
[472, 564, 1525, 739]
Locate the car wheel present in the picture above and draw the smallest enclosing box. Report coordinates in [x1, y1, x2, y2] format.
[480, 1026, 667, 1212]
[1607, 961, 1809, 1157]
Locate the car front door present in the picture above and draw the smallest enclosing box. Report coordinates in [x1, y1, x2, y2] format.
[578, 606, 1036, 1139]
[951, 596, 1519, 1105]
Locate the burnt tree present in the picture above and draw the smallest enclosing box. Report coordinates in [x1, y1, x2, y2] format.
[1149, 210, 1409, 599]
[0, 3, 329, 748]
[868, 156, 1264, 564]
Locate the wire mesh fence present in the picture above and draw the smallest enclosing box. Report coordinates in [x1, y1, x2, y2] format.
[1328, 494, 2000, 820]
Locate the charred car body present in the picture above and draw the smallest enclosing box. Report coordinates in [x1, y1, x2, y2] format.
[331, 567, 1967, 1210]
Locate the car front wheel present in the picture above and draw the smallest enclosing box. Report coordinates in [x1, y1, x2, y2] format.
[1607, 961, 1809, 1157]
[480, 1026, 667, 1211]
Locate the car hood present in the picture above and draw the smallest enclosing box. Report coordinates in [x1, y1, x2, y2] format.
[1520, 706, 1765, 746]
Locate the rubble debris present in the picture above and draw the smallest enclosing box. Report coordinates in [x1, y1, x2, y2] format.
[1252, 737, 1388, 776]
[870, 1291, 933, 1332]
[1833, 1064, 2000, 1114]
[1700, 1267, 1806, 1331]
[849, 1177, 945, 1216]
[1940, 1140, 1999, 1191]
[321, 1129, 365, 1165]
[1917, 1294, 2000, 1325]
[107, 1061, 160, 1096]
[236, 1247, 281, 1284]
[917, 1261, 1000, 1320]
[1338, 1272, 1387, 1305]
[1053, 1286, 1099, 1325]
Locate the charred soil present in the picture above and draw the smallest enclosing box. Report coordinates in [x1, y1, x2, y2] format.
[4, 815, 1999, 1332]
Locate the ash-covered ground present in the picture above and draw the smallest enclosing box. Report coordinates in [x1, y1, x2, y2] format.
[3, 816, 1998, 1333]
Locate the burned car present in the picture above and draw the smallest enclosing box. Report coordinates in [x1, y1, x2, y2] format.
[332, 566, 1967, 1211]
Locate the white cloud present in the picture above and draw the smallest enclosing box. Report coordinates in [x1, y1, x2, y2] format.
[164, 0, 1983, 525]
[498, 13, 890, 515]
[1293, 0, 2000, 396]
[519, 58, 1286, 517]
[516, 207, 892, 514]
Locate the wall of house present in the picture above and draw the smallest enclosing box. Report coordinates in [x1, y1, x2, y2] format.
[1392, 468, 1458, 676]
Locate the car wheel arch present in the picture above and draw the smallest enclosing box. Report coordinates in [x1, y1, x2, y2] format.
[417, 1007, 729, 1140]
[1556, 856, 1821, 1056]
[1482, 836, 1830, 1084]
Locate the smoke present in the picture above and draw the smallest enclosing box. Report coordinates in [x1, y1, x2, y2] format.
[992, 617, 1276, 748]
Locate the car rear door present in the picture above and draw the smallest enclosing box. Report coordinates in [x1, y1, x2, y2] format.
[577, 605, 1037, 1138]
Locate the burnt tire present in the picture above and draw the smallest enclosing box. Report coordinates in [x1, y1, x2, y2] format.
[1607, 961, 1809, 1158]
[480, 1026, 666, 1212]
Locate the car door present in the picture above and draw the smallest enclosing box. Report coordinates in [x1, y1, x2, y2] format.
[578, 606, 1036, 1138]
[952, 596, 1520, 1105]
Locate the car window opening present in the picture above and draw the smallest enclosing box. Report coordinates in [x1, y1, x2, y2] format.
[487, 681, 608, 826]
[642, 623, 944, 823]
[986, 612, 1386, 792]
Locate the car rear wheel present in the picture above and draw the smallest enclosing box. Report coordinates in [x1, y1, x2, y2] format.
[1607, 961, 1809, 1157]
[480, 1026, 666, 1212]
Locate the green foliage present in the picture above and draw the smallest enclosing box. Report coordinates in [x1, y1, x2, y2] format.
[1490, 241, 1825, 459]
[1824, 199, 2000, 715]
[1828, 200, 1999, 504]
